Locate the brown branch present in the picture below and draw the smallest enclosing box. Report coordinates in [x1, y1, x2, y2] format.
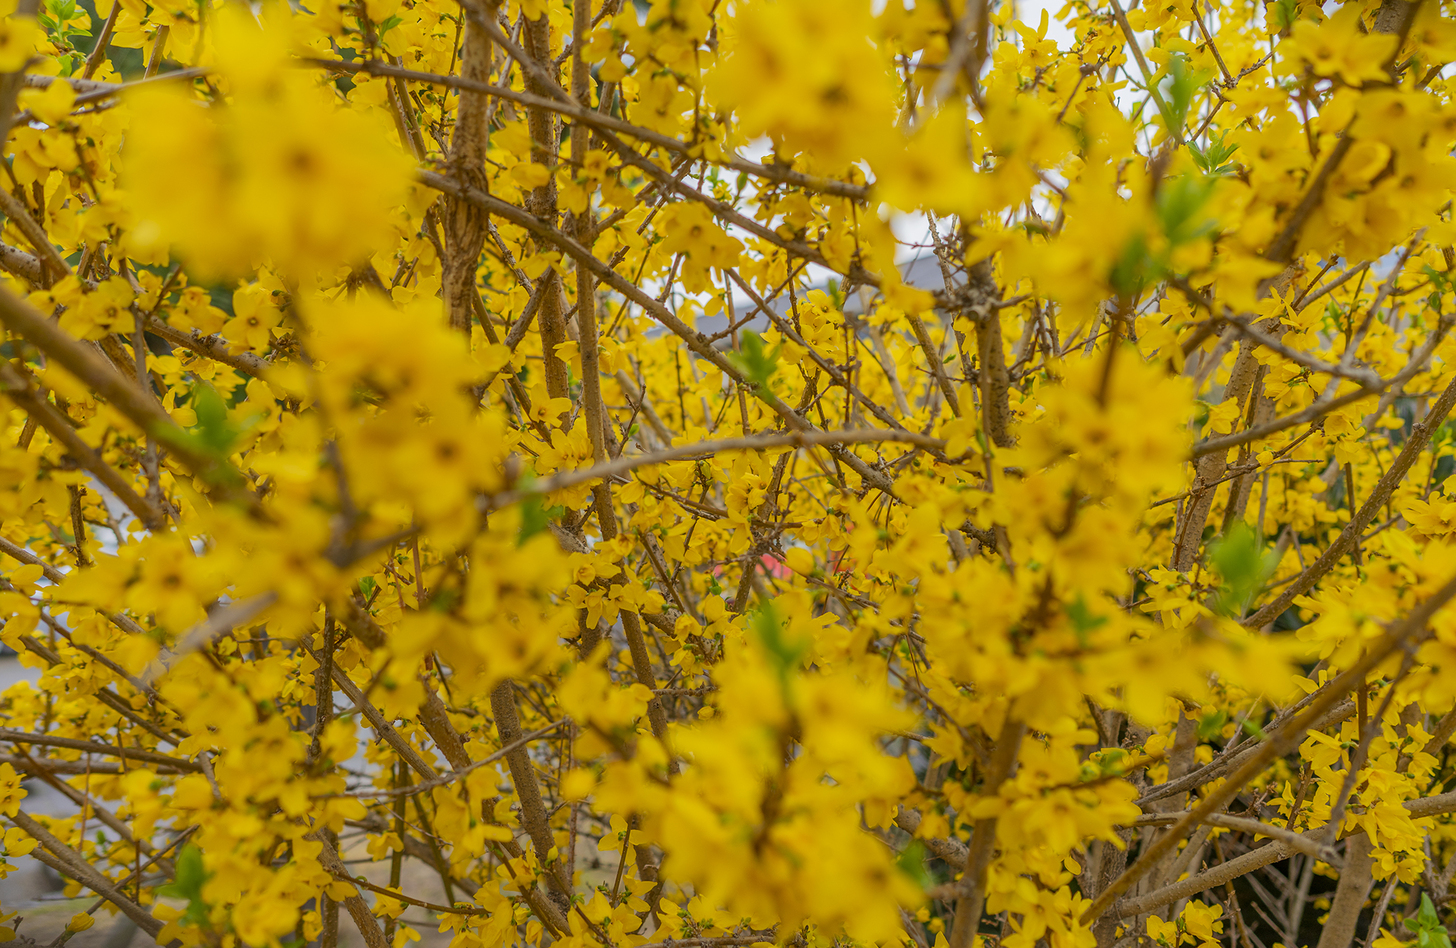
[0, 241, 44, 284]
[1141, 696, 1356, 809]
[1244, 374, 1456, 627]
[140, 593, 278, 686]
[439, 0, 498, 334]
[0, 188, 68, 279]
[313, 833, 390, 948]
[0, 362, 167, 529]
[425, 165, 923, 499]
[0, 754, 188, 775]
[483, 427, 946, 510]
[9, 809, 173, 943]
[1192, 317, 1450, 459]
[1082, 570, 1456, 924]
[81, 0, 119, 77]
[1316, 834, 1375, 948]
[337, 598, 472, 771]
[303, 62, 868, 200]
[0, 284, 241, 488]
[459, 17, 872, 288]
[1422, 707, 1456, 756]
[141, 315, 269, 378]
[331, 719, 566, 800]
[726, 269, 908, 432]
[0, 728, 201, 772]
[1115, 789, 1456, 918]
[491, 679, 572, 900]
[309, 642, 441, 780]
[948, 720, 1025, 948]
[895, 807, 972, 870]
[970, 260, 1014, 447]
[1264, 0, 1409, 263]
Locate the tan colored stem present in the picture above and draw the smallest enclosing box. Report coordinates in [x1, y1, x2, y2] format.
[314, 834, 391, 948]
[421, 168, 912, 499]
[0, 241, 44, 283]
[10, 809, 170, 942]
[317, 645, 440, 780]
[338, 599, 472, 770]
[1083, 571, 1456, 923]
[571, 0, 613, 532]
[0, 728, 200, 771]
[483, 427, 945, 510]
[308, 57, 871, 200]
[948, 720, 1025, 948]
[1245, 375, 1456, 627]
[0, 362, 166, 529]
[440, 1, 497, 333]
[969, 261, 1013, 446]
[490, 679, 571, 898]
[522, 12, 570, 405]
[1316, 834, 1375, 948]
[895, 807, 969, 867]
[0, 285, 237, 485]
[1173, 331, 1268, 570]
[0, 188, 68, 280]
[141, 314, 268, 378]
[1116, 790, 1456, 918]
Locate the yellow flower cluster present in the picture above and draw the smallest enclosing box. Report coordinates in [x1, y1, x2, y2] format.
[0, 1, 1455, 948]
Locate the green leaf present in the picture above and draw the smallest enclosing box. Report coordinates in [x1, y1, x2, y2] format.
[1156, 54, 1210, 140]
[1197, 709, 1228, 741]
[750, 600, 806, 687]
[518, 495, 564, 547]
[1094, 748, 1130, 777]
[1409, 894, 1451, 948]
[725, 330, 782, 395]
[157, 844, 210, 927]
[1064, 594, 1108, 647]
[896, 840, 934, 890]
[1208, 522, 1278, 617]
[1110, 232, 1153, 297]
[1156, 173, 1220, 248]
[826, 278, 843, 311]
[158, 384, 250, 477]
[193, 385, 237, 453]
[1272, 0, 1298, 30]
[1189, 131, 1239, 176]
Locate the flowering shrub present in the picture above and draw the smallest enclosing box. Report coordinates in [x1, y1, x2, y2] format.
[1, 0, 1456, 947]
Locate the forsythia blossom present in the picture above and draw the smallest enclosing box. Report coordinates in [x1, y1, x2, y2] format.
[0, 1, 1453, 948]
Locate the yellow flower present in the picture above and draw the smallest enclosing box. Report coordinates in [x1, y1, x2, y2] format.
[0, 764, 26, 818]
[20, 79, 74, 126]
[1283, 6, 1397, 84]
[0, 15, 35, 72]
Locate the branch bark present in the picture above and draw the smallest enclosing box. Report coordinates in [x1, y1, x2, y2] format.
[491, 679, 572, 901]
[1316, 834, 1376, 948]
[1083, 570, 1456, 924]
[1245, 375, 1456, 627]
[440, 0, 498, 334]
[948, 720, 1025, 948]
[10, 809, 174, 944]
